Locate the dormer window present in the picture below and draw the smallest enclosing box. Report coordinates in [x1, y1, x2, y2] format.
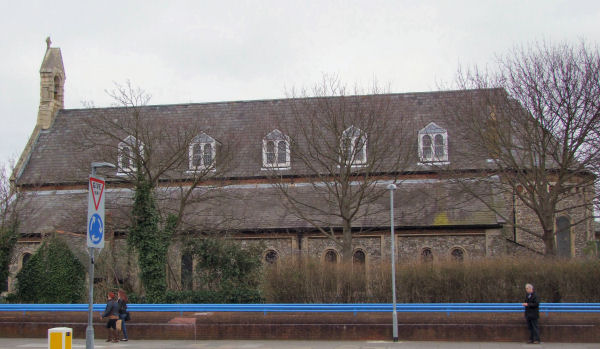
[418, 122, 448, 163]
[189, 133, 216, 171]
[262, 129, 290, 169]
[341, 126, 367, 166]
[117, 135, 144, 175]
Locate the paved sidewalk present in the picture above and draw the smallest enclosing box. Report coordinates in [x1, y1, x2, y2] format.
[1, 339, 599, 349]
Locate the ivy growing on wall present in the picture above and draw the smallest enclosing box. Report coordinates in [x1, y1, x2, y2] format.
[14, 236, 85, 303]
[0, 224, 18, 292]
[128, 173, 175, 303]
[188, 236, 264, 303]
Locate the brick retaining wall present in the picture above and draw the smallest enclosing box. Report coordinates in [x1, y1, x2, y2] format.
[0, 311, 598, 342]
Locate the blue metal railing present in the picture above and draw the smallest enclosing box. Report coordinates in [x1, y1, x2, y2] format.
[1, 303, 599, 314]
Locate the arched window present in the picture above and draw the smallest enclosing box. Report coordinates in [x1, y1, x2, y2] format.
[277, 140, 287, 164]
[353, 250, 366, 265]
[181, 253, 193, 290]
[324, 249, 338, 264]
[189, 133, 216, 171]
[53, 76, 61, 101]
[118, 135, 143, 175]
[450, 248, 464, 262]
[418, 122, 448, 163]
[266, 141, 276, 164]
[434, 134, 445, 158]
[262, 130, 290, 169]
[341, 126, 367, 166]
[203, 143, 213, 166]
[556, 216, 571, 258]
[421, 248, 433, 263]
[265, 250, 279, 264]
[421, 135, 432, 159]
[22, 253, 31, 266]
[192, 143, 202, 167]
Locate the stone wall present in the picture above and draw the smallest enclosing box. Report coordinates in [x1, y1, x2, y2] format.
[510, 186, 593, 257]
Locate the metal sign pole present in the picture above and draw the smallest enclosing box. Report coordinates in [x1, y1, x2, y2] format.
[86, 166, 96, 349]
[86, 162, 114, 349]
[388, 184, 398, 342]
[86, 246, 95, 349]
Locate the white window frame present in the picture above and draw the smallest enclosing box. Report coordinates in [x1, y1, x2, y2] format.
[418, 122, 449, 164]
[262, 129, 291, 170]
[341, 126, 367, 167]
[117, 135, 144, 176]
[188, 133, 216, 172]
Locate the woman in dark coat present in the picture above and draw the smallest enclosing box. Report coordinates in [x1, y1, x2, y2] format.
[117, 289, 129, 341]
[522, 283, 540, 344]
[101, 292, 120, 343]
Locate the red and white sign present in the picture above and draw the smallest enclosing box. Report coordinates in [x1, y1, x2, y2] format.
[87, 176, 106, 249]
[90, 177, 105, 211]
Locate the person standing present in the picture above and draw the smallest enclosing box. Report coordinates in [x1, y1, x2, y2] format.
[101, 292, 120, 343]
[117, 289, 130, 341]
[522, 283, 540, 344]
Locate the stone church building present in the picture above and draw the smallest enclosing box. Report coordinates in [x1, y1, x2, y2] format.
[5, 43, 595, 293]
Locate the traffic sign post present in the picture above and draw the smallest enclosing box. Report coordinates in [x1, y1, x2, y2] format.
[86, 162, 114, 349]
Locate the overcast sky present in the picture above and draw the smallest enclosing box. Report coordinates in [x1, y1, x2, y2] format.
[1, 0, 599, 166]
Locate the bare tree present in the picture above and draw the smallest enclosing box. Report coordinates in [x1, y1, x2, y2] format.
[447, 40, 600, 256]
[79, 81, 237, 232]
[0, 163, 17, 292]
[0, 160, 35, 293]
[77, 82, 238, 297]
[270, 76, 414, 263]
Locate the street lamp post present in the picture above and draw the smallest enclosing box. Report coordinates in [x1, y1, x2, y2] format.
[387, 183, 398, 342]
[87, 162, 115, 349]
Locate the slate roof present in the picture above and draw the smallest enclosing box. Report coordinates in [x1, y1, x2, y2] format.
[17, 179, 501, 235]
[15, 89, 507, 233]
[17, 89, 499, 186]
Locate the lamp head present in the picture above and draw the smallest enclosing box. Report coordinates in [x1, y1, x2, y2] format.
[91, 162, 116, 170]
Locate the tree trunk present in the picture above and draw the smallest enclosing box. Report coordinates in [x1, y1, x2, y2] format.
[341, 220, 353, 265]
[543, 228, 556, 257]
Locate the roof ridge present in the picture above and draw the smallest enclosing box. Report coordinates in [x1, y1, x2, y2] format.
[62, 88, 503, 112]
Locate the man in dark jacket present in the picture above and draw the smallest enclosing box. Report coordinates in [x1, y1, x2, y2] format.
[522, 283, 540, 344]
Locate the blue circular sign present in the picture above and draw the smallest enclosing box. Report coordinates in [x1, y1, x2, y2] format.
[88, 213, 104, 245]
